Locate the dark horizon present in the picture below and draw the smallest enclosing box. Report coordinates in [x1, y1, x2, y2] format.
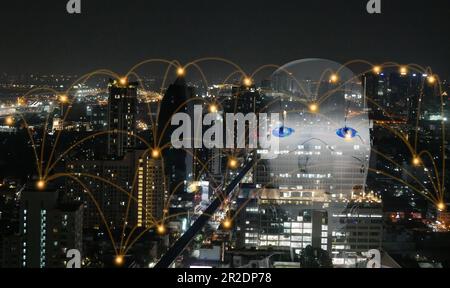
[0, 0, 449, 78]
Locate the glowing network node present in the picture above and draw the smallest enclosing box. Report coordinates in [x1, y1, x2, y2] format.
[222, 219, 232, 230]
[330, 74, 338, 83]
[36, 180, 46, 190]
[177, 67, 185, 77]
[437, 202, 446, 212]
[427, 75, 436, 84]
[209, 104, 218, 113]
[157, 224, 166, 235]
[412, 156, 421, 166]
[228, 158, 238, 169]
[272, 126, 295, 138]
[119, 77, 128, 86]
[114, 255, 124, 266]
[309, 103, 319, 113]
[59, 95, 69, 104]
[373, 66, 382, 74]
[336, 127, 358, 140]
[151, 148, 161, 159]
[400, 66, 408, 75]
[5, 116, 14, 126]
[243, 77, 252, 87]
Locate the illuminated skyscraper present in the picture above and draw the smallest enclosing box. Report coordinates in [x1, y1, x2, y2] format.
[107, 79, 138, 158]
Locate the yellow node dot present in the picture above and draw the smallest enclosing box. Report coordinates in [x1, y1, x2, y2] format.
[59, 95, 68, 104]
[400, 66, 408, 75]
[373, 66, 381, 74]
[243, 77, 252, 87]
[309, 103, 318, 113]
[177, 67, 185, 77]
[412, 156, 421, 166]
[209, 104, 218, 113]
[157, 224, 166, 235]
[119, 77, 128, 86]
[5, 116, 14, 126]
[115, 255, 124, 266]
[151, 149, 161, 159]
[427, 75, 436, 84]
[36, 180, 46, 190]
[228, 158, 238, 169]
[330, 74, 338, 83]
[223, 219, 232, 230]
[437, 202, 446, 212]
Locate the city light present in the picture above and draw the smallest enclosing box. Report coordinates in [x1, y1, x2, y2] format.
[36, 180, 46, 190]
[222, 218, 232, 230]
[114, 255, 124, 266]
[437, 202, 446, 212]
[228, 158, 238, 169]
[400, 66, 408, 75]
[151, 148, 161, 159]
[373, 66, 382, 74]
[427, 75, 436, 84]
[209, 104, 218, 113]
[119, 77, 128, 85]
[177, 67, 185, 77]
[59, 94, 68, 104]
[330, 74, 338, 83]
[412, 156, 421, 166]
[157, 224, 166, 235]
[5, 116, 14, 126]
[309, 103, 319, 113]
[243, 77, 252, 87]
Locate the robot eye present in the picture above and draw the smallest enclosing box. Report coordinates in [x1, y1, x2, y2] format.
[272, 126, 295, 138]
[336, 126, 358, 140]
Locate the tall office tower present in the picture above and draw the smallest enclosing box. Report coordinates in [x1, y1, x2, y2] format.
[67, 149, 166, 231]
[66, 150, 141, 230]
[158, 76, 194, 197]
[15, 188, 82, 268]
[247, 60, 372, 262]
[107, 79, 138, 158]
[137, 157, 165, 228]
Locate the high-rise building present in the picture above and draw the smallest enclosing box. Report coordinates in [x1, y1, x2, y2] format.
[158, 76, 194, 197]
[5, 188, 83, 268]
[107, 79, 138, 158]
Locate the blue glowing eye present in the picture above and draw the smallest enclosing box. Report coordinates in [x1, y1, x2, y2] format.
[336, 127, 358, 139]
[272, 126, 295, 138]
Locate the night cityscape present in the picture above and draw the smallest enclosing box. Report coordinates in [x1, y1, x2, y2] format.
[0, 0, 449, 274]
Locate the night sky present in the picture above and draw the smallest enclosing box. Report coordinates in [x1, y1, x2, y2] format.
[0, 0, 448, 77]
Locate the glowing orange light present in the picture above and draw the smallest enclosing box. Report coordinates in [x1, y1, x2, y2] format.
[243, 77, 252, 87]
[36, 180, 46, 190]
[373, 66, 382, 74]
[151, 149, 161, 159]
[157, 224, 166, 235]
[228, 158, 238, 169]
[427, 75, 436, 84]
[412, 156, 421, 166]
[223, 219, 232, 229]
[209, 104, 218, 113]
[400, 66, 408, 75]
[59, 95, 68, 104]
[115, 255, 124, 266]
[309, 103, 319, 113]
[5, 116, 14, 126]
[177, 67, 185, 77]
[119, 77, 128, 86]
[330, 74, 338, 83]
[437, 202, 446, 212]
